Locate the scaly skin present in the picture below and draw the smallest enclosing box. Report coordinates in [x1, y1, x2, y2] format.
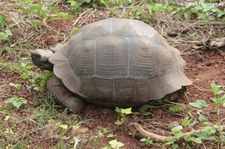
[47, 75, 84, 113]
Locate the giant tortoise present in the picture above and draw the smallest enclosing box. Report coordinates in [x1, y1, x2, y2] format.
[31, 18, 192, 113]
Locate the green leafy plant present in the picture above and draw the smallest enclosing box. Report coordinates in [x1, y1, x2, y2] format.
[5, 97, 27, 109]
[181, 118, 198, 128]
[71, 26, 80, 35]
[135, 83, 225, 148]
[147, 1, 225, 21]
[168, 103, 184, 113]
[115, 107, 132, 125]
[103, 139, 124, 149]
[16, 1, 72, 25]
[100, 0, 133, 8]
[140, 137, 153, 145]
[60, 124, 68, 130]
[147, 3, 176, 13]
[9, 82, 22, 90]
[189, 99, 208, 108]
[165, 103, 186, 116]
[32, 70, 53, 93]
[171, 125, 183, 139]
[210, 82, 225, 116]
[0, 29, 12, 42]
[178, 2, 225, 20]
[170, 82, 225, 146]
[16, 61, 52, 93]
[0, 59, 52, 93]
[67, 0, 134, 14]
[139, 104, 151, 116]
[67, 0, 98, 14]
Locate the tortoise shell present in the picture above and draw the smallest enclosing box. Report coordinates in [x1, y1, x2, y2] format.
[49, 18, 192, 106]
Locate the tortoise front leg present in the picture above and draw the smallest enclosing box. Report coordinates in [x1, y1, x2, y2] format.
[47, 75, 84, 113]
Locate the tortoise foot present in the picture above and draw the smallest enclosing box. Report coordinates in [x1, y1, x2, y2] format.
[47, 75, 84, 113]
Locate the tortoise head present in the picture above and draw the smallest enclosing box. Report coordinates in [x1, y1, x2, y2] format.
[31, 49, 54, 71]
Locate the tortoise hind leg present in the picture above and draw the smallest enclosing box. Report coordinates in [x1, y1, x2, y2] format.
[47, 75, 84, 113]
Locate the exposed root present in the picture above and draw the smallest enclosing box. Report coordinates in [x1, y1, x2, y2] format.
[130, 122, 225, 142]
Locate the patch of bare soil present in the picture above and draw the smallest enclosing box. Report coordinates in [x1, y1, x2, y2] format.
[185, 50, 225, 102]
[0, 71, 32, 102]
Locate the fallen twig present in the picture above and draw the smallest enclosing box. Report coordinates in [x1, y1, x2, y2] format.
[130, 122, 225, 142]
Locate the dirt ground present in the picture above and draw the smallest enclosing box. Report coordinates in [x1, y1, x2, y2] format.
[0, 1, 225, 149]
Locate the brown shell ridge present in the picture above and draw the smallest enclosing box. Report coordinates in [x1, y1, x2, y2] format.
[78, 71, 192, 104]
[136, 72, 192, 102]
[135, 71, 192, 102]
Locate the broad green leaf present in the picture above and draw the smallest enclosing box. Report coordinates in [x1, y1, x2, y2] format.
[102, 128, 108, 133]
[202, 126, 216, 135]
[102, 145, 111, 149]
[198, 114, 208, 122]
[5, 97, 27, 109]
[4, 115, 10, 121]
[184, 134, 194, 142]
[109, 140, 124, 148]
[115, 107, 121, 113]
[197, 133, 217, 141]
[139, 105, 151, 116]
[181, 119, 192, 127]
[171, 125, 183, 133]
[189, 100, 208, 108]
[188, 120, 198, 127]
[211, 82, 223, 95]
[5, 29, 12, 36]
[211, 97, 225, 105]
[172, 143, 178, 149]
[196, 132, 210, 140]
[174, 131, 182, 139]
[0, 32, 8, 40]
[140, 138, 146, 142]
[116, 107, 132, 115]
[60, 124, 68, 130]
[169, 104, 183, 113]
[107, 134, 114, 138]
[193, 138, 202, 144]
[29, 5, 42, 13]
[120, 107, 132, 115]
[140, 137, 153, 145]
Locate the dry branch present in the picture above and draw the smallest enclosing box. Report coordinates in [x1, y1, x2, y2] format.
[130, 122, 225, 142]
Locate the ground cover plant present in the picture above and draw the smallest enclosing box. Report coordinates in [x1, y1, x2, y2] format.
[0, 0, 225, 148]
